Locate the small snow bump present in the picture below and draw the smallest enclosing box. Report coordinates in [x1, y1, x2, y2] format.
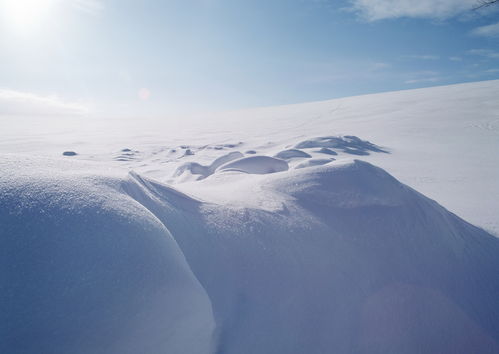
[315, 147, 337, 155]
[274, 149, 311, 160]
[295, 158, 334, 169]
[218, 155, 289, 175]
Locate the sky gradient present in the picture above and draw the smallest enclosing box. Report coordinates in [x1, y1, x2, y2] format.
[1, 0, 499, 117]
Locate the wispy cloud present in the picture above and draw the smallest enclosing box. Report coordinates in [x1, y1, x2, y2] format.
[349, 0, 477, 21]
[468, 49, 499, 59]
[405, 77, 441, 84]
[402, 54, 440, 60]
[71, 0, 104, 16]
[471, 21, 499, 37]
[0, 89, 90, 116]
[370, 62, 391, 70]
[403, 70, 441, 84]
[449, 56, 463, 61]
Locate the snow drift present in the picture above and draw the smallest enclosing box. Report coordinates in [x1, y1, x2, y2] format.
[0, 156, 215, 354]
[1, 154, 498, 353]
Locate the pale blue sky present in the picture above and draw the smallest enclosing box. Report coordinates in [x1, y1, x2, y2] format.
[1, 0, 499, 117]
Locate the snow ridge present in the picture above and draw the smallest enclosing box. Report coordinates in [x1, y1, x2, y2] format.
[125, 159, 499, 354]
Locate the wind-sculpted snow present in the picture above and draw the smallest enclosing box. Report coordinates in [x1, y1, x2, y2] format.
[273, 148, 312, 160]
[0, 155, 215, 354]
[295, 135, 388, 155]
[173, 151, 244, 182]
[294, 158, 334, 169]
[217, 155, 289, 174]
[2, 154, 498, 353]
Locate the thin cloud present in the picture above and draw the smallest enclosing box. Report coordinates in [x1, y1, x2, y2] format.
[449, 56, 463, 61]
[405, 77, 441, 84]
[402, 54, 440, 60]
[0, 89, 90, 116]
[471, 21, 499, 37]
[371, 62, 391, 70]
[71, 0, 104, 16]
[349, 0, 477, 21]
[468, 49, 499, 59]
[404, 70, 441, 84]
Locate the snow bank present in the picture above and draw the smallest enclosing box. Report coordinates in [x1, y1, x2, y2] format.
[0, 155, 215, 354]
[181, 160, 499, 353]
[2, 155, 499, 354]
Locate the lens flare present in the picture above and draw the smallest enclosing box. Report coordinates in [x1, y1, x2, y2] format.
[1, 0, 58, 32]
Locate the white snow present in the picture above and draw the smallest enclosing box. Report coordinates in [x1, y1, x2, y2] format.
[274, 148, 312, 160]
[0, 156, 215, 354]
[1, 80, 499, 353]
[217, 155, 289, 175]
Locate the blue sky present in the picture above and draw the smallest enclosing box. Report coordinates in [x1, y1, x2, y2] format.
[1, 0, 499, 117]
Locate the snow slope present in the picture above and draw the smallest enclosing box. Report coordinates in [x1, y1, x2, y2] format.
[1, 80, 499, 353]
[1, 80, 497, 233]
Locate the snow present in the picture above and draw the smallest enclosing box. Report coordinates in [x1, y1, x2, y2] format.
[0, 156, 215, 354]
[217, 155, 289, 175]
[1, 80, 499, 353]
[274, 148, 312, 160]
[294, 158, 334, 169]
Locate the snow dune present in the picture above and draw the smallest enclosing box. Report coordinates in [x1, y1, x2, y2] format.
[2, 154, 498, 353]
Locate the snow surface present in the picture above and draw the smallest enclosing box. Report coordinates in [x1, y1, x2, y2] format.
[1, 80, 496, 233]
[0, 156, 215, 354]
[1, 80, 499, 353]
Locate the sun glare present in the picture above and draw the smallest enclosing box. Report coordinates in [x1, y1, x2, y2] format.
[1, 0, 58, 33]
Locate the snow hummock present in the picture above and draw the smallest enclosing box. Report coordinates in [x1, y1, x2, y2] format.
[217, 155, 289, 174]
[295, 157, 334, 169]
[274, 148, 312, 160]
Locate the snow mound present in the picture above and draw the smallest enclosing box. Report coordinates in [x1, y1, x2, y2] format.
[294, 158, 334, 169]
[2, 155, 499, 354]
[315, 147, 338, 155]
[274, 148, 311, 160]
[0, 155, 215, 354]
[295, 135, 387, 155]
[174, 160, 499, 353]
[217, 155, 289, 174]
[210, 151, 244, 170]
[274, 159, 407, 208]
[173, 162, 210, 181]
[173, 151, 244, 181]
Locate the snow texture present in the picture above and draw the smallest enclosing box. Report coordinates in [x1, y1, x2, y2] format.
[1, 80, 499, 353]
[2, 155, 499, 353]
